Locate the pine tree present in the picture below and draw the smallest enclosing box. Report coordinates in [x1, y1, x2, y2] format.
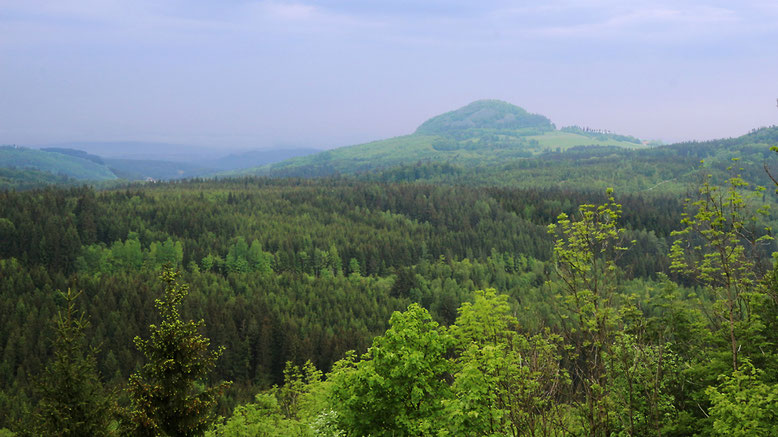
[124, 268, 230, 436]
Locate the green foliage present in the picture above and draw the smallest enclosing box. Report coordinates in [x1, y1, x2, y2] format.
[124, 268, 230, 436]
[0, 167, 77, 190]
[328, 304, 453, 436]
[323, 289, 570, 436]
[707, 361, 778, 436]
[208, 361, 327, 437]
[207, 393, 305, 437]
[443, 290, 568, 436]
[607, 331, 678, 436]
[30, 289, 114, 437]
[547, 190, 626, 345]
[670, 167, 773, 372]
[548, 189, 630, 435]
[76, 234, 183, 273]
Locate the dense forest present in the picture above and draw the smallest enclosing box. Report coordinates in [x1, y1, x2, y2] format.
[2, 148, 778, 434]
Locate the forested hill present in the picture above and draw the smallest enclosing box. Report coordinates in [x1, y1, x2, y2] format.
[414, 99, 555, 135]
[0, 146, 118, 181]
[226, 100, 647, 177]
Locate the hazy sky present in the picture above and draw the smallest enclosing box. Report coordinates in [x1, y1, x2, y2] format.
[2, 0, 777, 150]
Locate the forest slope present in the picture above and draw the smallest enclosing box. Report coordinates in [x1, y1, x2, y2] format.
[0, 146, 323, 188]
[364, 125, 778, 194]
[0, 146, 118, 181]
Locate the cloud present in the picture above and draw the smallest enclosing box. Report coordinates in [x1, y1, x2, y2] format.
[490, 3, 741, 42]
[261, 1, 317, 20]
[233, 0, 381, 35]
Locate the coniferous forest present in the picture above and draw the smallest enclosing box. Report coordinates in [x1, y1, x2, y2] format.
[2, 152, 778, 435]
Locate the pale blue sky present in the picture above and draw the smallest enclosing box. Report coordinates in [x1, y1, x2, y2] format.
[2, 0, 777, 150]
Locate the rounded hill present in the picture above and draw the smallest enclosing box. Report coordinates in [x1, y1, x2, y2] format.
[415, 100, 554, 136]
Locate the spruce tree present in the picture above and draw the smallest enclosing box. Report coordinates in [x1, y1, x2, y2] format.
[124, 268, 229, 436]
[32, 289, 113, 437]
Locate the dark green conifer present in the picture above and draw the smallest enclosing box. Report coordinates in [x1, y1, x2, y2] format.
[32, 288, 113, 437]
[124, 268, 230, 436]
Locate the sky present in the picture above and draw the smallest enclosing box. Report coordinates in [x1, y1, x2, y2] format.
[1, 0, 777, 151]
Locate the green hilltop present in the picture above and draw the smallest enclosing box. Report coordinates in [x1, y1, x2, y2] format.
[230, 100, 646, 178]
[415, 99, 555, 135]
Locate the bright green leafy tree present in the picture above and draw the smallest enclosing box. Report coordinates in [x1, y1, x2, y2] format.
[442, 289, 568, 436]
[547, 188, 630, 435]
[208, 361, 327, 437]
[669, 164, 772, 372]
[328, 303, 452, 436]
[707, 361, 778, 436]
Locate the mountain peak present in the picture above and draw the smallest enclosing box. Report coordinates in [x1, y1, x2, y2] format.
[415, 100, 554, 135]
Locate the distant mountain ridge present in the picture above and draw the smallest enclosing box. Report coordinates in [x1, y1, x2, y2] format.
[209, 148, 321, 171]
[0, 144, 322, 188]
[228, 100, 647, 178]
[41, 147, 106, 165]
[41, 141, 225, 163]
[5, 100, 775, 193]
